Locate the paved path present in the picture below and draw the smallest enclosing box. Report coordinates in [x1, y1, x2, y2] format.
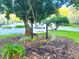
[57, 26, 79, 32]
[0, 26, 79, 35]
[0, 28, 25, 35]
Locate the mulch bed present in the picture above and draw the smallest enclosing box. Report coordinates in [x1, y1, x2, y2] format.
[0, 36, 79, 59]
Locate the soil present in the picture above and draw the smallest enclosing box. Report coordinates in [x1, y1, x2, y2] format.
[0, 36, 79, 59]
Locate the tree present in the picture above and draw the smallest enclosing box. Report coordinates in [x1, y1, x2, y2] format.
[0, 13, 7, 25]
[67, 5, 79, 24]
[42, 14, 69, 30]
[70, 0, 79, 7]
[0, 0, 57, 34]
[0, 0, 69, 34]
[9, 14, 21, 24]
[58, 5, 69, 17]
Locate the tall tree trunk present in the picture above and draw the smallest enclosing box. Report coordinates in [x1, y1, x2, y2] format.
[23, 19, 31, 35]
[23, 0, 36, 35]
[23, 0, 35, 36]
[23, 5, 32, 35]
[28, 0, 36, 22]
[54, 24, 60, 30]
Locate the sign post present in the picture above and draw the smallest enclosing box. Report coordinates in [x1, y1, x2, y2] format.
[31, 22, 33, 39]
[46, 24, 48, 39]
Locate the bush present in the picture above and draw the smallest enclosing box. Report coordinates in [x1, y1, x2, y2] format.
[61, 23, 71, 26]
[15, 25, 25, 28]
[2, 26, 12, 29]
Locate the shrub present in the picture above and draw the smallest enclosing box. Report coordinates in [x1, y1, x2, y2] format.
[2, 26, 12, 29]
[15, 25, 25, 28]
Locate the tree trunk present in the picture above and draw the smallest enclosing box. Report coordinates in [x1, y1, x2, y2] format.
[22, 0, 36, 36]
[23, 20, 32, 35]
[28, 0, 35, 20]
[54, 24, 60, 30]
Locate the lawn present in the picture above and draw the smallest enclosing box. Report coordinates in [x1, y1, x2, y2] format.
[0, 30, 79, 44]
[49, 30, 79, 44]
[69, 24, 79, 28]
[0, 34, 23, 39]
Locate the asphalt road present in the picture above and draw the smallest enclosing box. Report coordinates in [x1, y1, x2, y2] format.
[0, 26, 79, 35]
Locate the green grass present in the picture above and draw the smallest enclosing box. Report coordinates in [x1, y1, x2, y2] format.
[0, 30, 79, 44]
[49, 30, 79, 44]
[0, 34, 23, 39]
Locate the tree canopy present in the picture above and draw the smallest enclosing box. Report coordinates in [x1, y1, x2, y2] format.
[0, 0, 56, 22]
[70, 0, 79, 7]
[42, 14, 69, 30]
[0, 0, 71, 22]
[0, 0, 73, 34]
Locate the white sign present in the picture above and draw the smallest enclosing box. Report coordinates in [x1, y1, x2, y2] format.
[33, 24, 46, 33]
